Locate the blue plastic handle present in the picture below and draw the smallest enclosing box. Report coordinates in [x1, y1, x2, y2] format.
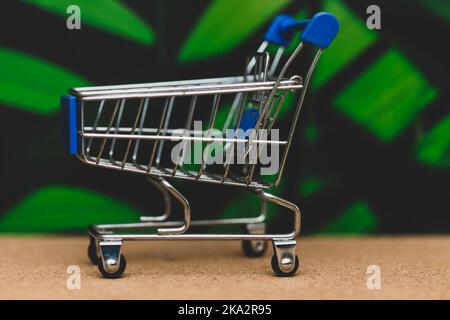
[264, 12, 339, 48]
[264, 14, 303, 47]
[300, 12, 339, 48]
[61, 95, 78, 156]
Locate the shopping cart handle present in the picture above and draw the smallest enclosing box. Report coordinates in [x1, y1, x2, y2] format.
[264, 14, 303, 47]
[264, 12, 339, 48]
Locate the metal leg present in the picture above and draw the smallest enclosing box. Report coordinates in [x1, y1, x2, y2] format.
[86, 186, 301, 278]
[90, 186, 267, 233]
[242, 222, 268, 257]
[139, 177, 172, 222]
[258, 190, 301, 240]
[155, 177, 191, 235]
[88, 187, 302, 240]
[258, 191, 300, 276]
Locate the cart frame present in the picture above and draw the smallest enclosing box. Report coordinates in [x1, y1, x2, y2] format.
[62, 12, 339, 278]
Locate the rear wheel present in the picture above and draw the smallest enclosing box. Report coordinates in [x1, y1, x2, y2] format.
[242, 240, 267, 257]
[87, 237, 98, 264]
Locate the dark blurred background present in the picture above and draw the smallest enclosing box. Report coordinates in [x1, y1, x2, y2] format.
[0, 0, 449, 234]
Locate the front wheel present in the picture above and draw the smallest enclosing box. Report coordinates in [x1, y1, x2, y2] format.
[98, 254, 127, 279]
[271, 254, 299, 277]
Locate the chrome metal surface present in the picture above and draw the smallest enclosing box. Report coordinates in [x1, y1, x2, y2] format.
[71, 36, 323, 278]
[272, 240, 297, 273]
[99, 241, 123, 273]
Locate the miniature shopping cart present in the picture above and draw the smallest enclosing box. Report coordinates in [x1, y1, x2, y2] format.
[61, 12, 338, 278]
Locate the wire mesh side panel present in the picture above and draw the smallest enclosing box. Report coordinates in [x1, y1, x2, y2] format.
[80, 84, 299, 189]
[78, 53, 303, 188]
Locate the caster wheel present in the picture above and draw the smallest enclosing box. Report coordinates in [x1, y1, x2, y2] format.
[87, 238, 98, 265]
[271, 254, 299, 277]
[242, 240, 268, 258]
[241, 224, 267, 258]
[98, 255, 126, 279]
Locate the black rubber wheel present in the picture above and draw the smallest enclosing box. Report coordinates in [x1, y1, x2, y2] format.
[242, 240, 268, 258]
[98, 255, 127, 279]
[271, 254, 299, 277]
[87, 238, 98, 265]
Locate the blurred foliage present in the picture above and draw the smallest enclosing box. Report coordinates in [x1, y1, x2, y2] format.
[0, 47, 89, 114]
[1, 0, 448, 235]
[312, 0, 378, 89]
[418, 0, 450, 21]
[299, 178, 327, 198]
[416, 115, 450, 168]
[0, 186, 142, 232]
[178, 0, 291, 62]
[22, 0, 155, 45]
[317, 202, 377, 234]
[334, 48, 438, 141]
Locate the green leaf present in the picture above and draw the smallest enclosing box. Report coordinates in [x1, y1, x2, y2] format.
[417, 0, 450, 21]
[304, 122, 319, 143]
[0, 47, 90, 114]
[0, 186, 142, 233]
[334, 48, 438, 141]
[416, 114, 450, 168]
[299, 178, 327, 198]
[312, 0, 378, 89]
[317, 201, 377, 235]
[22, 0, 155, 45]
[178, 0, 291, 62]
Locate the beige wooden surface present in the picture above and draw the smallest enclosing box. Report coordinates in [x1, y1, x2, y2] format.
[0, 236, 449, 299]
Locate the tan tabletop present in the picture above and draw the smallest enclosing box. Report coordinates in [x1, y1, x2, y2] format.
[0, 235, 449, 299]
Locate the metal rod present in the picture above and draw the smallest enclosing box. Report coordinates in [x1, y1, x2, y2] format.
[83, 158, 271, 189]
[156, 97, 175, 166]
[222, 92, 248, 180]
[275, 49, 322, 186]
[108, 99, 126, 164]
[132, 98, 150, 166]
[172, 95, 197, 176]
[86, 100, 105, 156]
[83, 133, 287, 145]
[95, 99, 121, 164]
[147, 97, 170, 172]
[155, 177, 191, 235]
[268, 47, 285, 77]
[197, 94, 220, 179]
[88, 188, 299, 242]
[121, 99, 145, 169]
[139, 177, 172, 222]
[74, 75, 259, 93]
[76, 80, 301, 101]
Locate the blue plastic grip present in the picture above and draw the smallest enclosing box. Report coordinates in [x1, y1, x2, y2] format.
[264, 12, 339, 48]
[61, 95, 78, 156]
[239, 108, 260, 132]
[300, 12, 339, 48]
[264, 15, 303, 46]
[226, 108, 260, 140]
